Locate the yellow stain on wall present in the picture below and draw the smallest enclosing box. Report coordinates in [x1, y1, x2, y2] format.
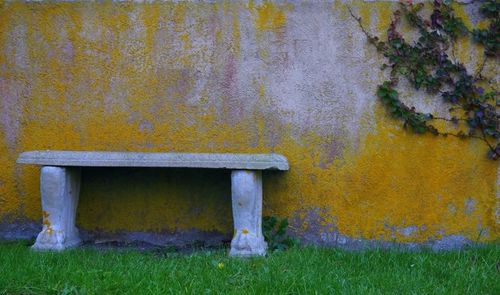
[254, 1, 287, 32]
[0, 145, 19, 216]
[172, 2, 187, 32]
[0, 2, 497, 243]
[231, 6, 241, 55]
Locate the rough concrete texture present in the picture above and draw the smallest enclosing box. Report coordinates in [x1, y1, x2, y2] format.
[32, 166, 81, 250]
[230, 170, 267, 256]
[0, 218, 231, 248]
[0, 1, 498, 248]
[293, 207, 476, 251]
[17, 151, 289, 170]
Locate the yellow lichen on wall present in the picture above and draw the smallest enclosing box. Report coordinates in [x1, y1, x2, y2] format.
[267, 105, 497, 242]
[253, 1, 286, 32]
[0, 143, 19, 216]
[0, 1, 497, 244]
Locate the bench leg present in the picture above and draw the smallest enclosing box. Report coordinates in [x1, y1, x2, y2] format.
[230, 170, 267, 257]
[32, 166, 82, 251]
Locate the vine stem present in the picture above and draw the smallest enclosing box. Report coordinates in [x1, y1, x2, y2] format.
[431, 117, 499, 157]
[474, 55, 488, 81]
[347, 6, 375, 41]
[432, 116, 468, 122]
[479, 127, 500, 157]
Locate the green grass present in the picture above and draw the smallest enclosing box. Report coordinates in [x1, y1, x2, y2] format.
[0, 241, 498, 295]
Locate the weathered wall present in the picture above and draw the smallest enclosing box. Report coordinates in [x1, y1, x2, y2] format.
[0, 0, 498, 248]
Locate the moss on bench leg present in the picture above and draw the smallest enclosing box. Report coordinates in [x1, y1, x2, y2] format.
[32, 166, 82, 251]
[230, 170, 267, 257]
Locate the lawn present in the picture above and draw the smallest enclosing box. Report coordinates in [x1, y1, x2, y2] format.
[0, 241, 498, 294]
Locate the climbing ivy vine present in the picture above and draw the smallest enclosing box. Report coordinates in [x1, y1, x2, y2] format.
[349, 0, 499, 159]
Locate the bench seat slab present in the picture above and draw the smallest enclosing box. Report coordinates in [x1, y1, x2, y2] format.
[32, 166, 82, 251]
[17, 151, 289, 171]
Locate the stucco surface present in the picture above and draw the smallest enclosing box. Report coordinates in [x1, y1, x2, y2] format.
[0, 1, 498, 246]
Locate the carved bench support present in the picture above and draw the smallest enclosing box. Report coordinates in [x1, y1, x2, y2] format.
[230, 170, 267, 257]
[32, 166, 82, 251]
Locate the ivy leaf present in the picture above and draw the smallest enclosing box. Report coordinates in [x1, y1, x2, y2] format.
[389, 89, 399, 100]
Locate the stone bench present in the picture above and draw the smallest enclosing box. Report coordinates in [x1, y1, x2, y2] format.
[17, 151, 289, 256]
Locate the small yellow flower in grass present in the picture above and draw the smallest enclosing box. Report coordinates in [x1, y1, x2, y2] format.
[217, 262, 225, 269]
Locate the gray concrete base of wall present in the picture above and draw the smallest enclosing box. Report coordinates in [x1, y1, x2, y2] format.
[0, 218, 488, 252]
